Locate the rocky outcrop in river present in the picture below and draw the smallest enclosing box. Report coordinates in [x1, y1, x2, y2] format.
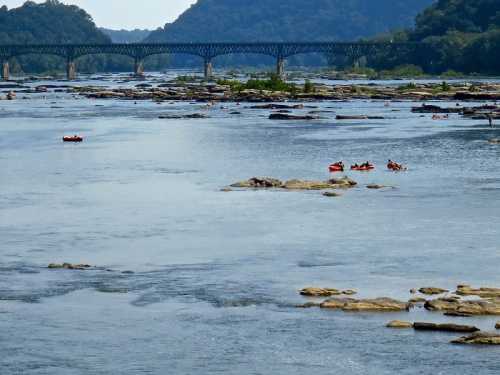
[230, 176, 357, 190]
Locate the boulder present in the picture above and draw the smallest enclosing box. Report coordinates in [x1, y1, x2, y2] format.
[451, 332, 500, 345]
[230, 177, 283, 188]
[269, 113, 318, 120]
[328, 177, 358, 188]
[456, 285, 500, 298]
[336, 115, 368, 120]
[496, 322, 500, 329]
[323, 191, 342, 197]
[411, 104, 462, 114]
[387, 320, 413, 329]
[424, 298, 500, 315]
[300, 287, 342, 297]
[419, 287, 449, 295]
[321, 297, 412, 312]
[413, 322, 479, 333]
[488, 139, 500, 144]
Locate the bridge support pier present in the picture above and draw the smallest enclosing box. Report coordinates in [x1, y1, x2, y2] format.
[134, 57, 144, 77]
[204, 58, 213, 80]
[2, 60, 9, 81]
[67, 59, 76, 80]
[276, 56, 285, 79]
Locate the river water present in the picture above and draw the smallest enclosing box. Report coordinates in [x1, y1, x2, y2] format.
[1, 75, 499, 374]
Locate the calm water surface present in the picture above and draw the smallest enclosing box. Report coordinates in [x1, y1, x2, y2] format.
[1, 76, 500, 374]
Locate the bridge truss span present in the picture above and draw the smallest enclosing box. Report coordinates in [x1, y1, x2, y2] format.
[0, 42, 425, 80]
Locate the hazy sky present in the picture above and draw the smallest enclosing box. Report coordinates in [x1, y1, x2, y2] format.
[0, 0, 197, 29]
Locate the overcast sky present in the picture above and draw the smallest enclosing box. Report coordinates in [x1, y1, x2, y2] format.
[0, 0, 197, 29]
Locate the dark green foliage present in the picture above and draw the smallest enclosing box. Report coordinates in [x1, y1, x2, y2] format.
[217, 75, 297, 92]
[304, 80, 315, 93]
[147, 0, 433, 42]
[369, 0, 500, 75]
[0, 1, 109, 73]
[0, 1, 166, 74]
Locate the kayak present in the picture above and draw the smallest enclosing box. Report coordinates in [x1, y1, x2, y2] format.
[63, 136, 83, 143]
[351, 165, 374, 171]
[329, 165, 344, 172]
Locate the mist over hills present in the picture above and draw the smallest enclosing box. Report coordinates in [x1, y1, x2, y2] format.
[101, 28, 152, 44]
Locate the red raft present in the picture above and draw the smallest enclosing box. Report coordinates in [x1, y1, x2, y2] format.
[63, 135, 83, 143]
[351, 164, 375, 171]
[329, 163, 344, 173]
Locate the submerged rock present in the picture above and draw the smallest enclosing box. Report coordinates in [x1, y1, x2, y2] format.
[413, 322, 479, 333]
[496, 322, 500, 329]
[323, 191, 342, 197]
[158, 113, 208, 119]
[250, 103, 304, 110]
[488, 139, 500, 144]
[296, 302, 321, 308]
[451, 332, 500, 345]
[48, 263, 92, 270]
[321, 297, 412, 312]
[387, 320, 413, 329]
[419, 287, 449, 295]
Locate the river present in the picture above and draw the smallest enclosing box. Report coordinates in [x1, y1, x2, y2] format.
[1, 74, 499, 374]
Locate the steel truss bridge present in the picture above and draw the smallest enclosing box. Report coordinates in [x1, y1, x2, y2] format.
[0, 42, 426, 80]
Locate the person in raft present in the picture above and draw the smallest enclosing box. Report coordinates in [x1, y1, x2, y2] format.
[388, 160, 405, 171]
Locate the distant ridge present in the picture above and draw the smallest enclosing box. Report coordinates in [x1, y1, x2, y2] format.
[147, 0, 435, 42]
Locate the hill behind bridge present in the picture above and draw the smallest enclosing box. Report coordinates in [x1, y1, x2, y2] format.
[146, 0, 434, 43]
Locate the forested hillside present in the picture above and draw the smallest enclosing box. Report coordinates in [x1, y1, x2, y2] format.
[370, 0, 500, 74]
[0, 1, 114, 74]
[147, 0, 434, 42]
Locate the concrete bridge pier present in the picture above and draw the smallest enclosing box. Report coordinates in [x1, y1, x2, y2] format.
[204, 58, 213, 79]
[66, 58, 76, 80]
[2, 60, 9, 81]
[134, 57, 144, 77]
[276, 56, 285, 79]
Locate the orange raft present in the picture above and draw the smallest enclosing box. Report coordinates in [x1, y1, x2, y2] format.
[63, 135, 83, 143]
